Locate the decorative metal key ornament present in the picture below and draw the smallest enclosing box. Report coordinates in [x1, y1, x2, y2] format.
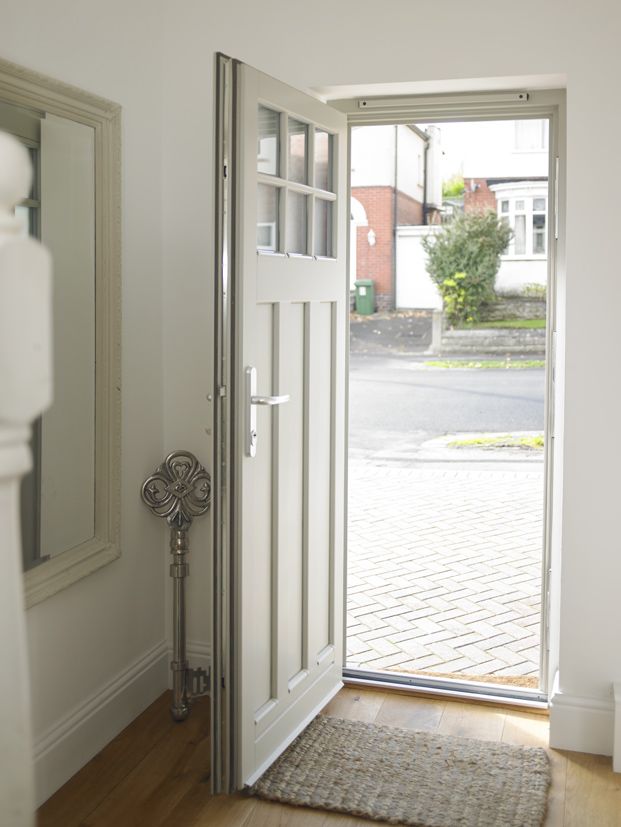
[141, 450, 211, 721]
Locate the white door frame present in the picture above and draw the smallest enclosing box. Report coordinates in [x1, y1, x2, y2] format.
[332, 88, 566, 704]
[213, 79, 566, 793]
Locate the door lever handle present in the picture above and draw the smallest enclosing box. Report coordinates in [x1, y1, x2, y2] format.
[251, 394, 290, 406]
[245, 367, 289, 457]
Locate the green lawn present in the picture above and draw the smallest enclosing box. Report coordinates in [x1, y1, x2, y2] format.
[460, 318, 546, 329]
[426, 359, 545, 369]
[448, 434, 544, 450]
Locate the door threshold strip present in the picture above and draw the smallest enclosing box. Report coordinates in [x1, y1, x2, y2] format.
[343, 668, 548, 710]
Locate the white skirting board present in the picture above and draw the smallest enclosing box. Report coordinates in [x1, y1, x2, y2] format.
[549, 672, 614, 756]
[186, 640, 211, 674]
[33, 640, 169, 807]
[614, 683, 621, 773]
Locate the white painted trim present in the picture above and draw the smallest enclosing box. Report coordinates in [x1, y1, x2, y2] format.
[0, 58, 122, 608]
[24, 538, 120, 608]
[613, 683, 621, 773]
[344, 87, 564, 703]
[549, 672, 614, 756]
[34, 640, 168, 807]
[244, 680, 342, 787]
[186, 639, 211, 663]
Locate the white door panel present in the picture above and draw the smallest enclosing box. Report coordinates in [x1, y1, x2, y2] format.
[232, 61, 347, 787]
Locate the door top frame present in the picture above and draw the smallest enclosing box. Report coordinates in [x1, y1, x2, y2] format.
[329, 88, 565, 127]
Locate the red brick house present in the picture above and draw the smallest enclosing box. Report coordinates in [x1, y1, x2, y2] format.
[350, 124, 442, 311]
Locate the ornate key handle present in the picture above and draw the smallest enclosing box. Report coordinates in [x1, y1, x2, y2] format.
[141, 451, 211, 721]
[142, 451, 211, 529]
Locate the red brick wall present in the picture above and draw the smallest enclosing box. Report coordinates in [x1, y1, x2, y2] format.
[463, 178, 497, 214]
[396, 191, 424, 226]
[352, 186, 395, 311]
[353, 186, 424, 311]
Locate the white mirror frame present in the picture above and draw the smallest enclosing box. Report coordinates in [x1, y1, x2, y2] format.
[0, 58, 122, 607]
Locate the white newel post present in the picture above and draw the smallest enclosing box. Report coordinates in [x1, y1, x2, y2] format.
[0, 131, 52, 825]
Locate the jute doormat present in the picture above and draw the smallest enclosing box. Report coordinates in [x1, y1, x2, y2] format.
[251, 716, 550, 827]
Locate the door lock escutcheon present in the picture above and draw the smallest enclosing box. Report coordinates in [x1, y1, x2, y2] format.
[245, 366, 290, 457]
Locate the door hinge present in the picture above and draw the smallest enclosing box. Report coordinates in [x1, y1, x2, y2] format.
[545, 568, 552, 653]
[554, 157, 559, 240]
[549, 331, 557, 439]
[218, 385, 227, 398]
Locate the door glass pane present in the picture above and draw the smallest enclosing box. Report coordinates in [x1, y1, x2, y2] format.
[258, 106, 279, 176]
[314, 198, 332, 257]
[288, 118, 307, 184]
[315, 129, 333, 192]
[257, 184, 279, 251]
[514, 214, 526, 254]
[286, 190, 307, 254]
[533, 214, 546, 254]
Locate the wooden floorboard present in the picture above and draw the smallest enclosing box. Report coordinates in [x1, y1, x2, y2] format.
[38, 687, 621, 826]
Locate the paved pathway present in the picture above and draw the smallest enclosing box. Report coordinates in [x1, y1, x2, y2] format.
[347, 460, 544, 684]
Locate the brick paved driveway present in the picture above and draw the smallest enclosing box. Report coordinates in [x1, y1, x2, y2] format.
[347, 460, 544, 685]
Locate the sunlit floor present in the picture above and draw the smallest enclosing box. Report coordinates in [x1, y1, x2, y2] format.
[38, 689, 621, 826]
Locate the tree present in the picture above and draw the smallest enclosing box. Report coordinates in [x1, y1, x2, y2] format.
[422, 211, 512, 327]
[442, 175, 465, 198]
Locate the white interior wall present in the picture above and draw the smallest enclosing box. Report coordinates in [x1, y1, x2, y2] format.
[1, 0, 168, 804]
[161, 0, 621, 756]
[1, 0, 619, 806]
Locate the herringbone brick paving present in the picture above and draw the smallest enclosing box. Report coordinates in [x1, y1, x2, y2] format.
[347, 461, 544, 684]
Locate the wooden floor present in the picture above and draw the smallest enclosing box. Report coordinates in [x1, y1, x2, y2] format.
[38, 688, 621, 826]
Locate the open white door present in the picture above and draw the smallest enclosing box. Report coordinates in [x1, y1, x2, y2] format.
[221, 58, 348, 788]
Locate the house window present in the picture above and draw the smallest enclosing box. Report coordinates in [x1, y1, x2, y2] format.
[533, 197, 546, 254]
[514, 213, 526, 255]
[514, 119, 548, 152]
[496, 194, 547, 257]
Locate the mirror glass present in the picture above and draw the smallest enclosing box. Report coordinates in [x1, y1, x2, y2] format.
[0, 100, 97, 571]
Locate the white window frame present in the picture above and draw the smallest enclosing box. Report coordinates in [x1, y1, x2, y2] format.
[490, 181, 548, 260]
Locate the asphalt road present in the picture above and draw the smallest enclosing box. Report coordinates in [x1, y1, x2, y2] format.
[349, 353, 545, 461]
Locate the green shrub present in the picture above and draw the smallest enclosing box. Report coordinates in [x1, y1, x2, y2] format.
[522, 282, 547, 299]
[422, 211, 512, 327]
[442, 175, 465, 198]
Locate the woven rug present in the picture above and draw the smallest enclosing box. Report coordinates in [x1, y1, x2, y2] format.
[251, 716, 550, 827]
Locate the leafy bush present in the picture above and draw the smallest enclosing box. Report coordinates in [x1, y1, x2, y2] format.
[422, 211, 512, 327]
[442, 175, 465, 198]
